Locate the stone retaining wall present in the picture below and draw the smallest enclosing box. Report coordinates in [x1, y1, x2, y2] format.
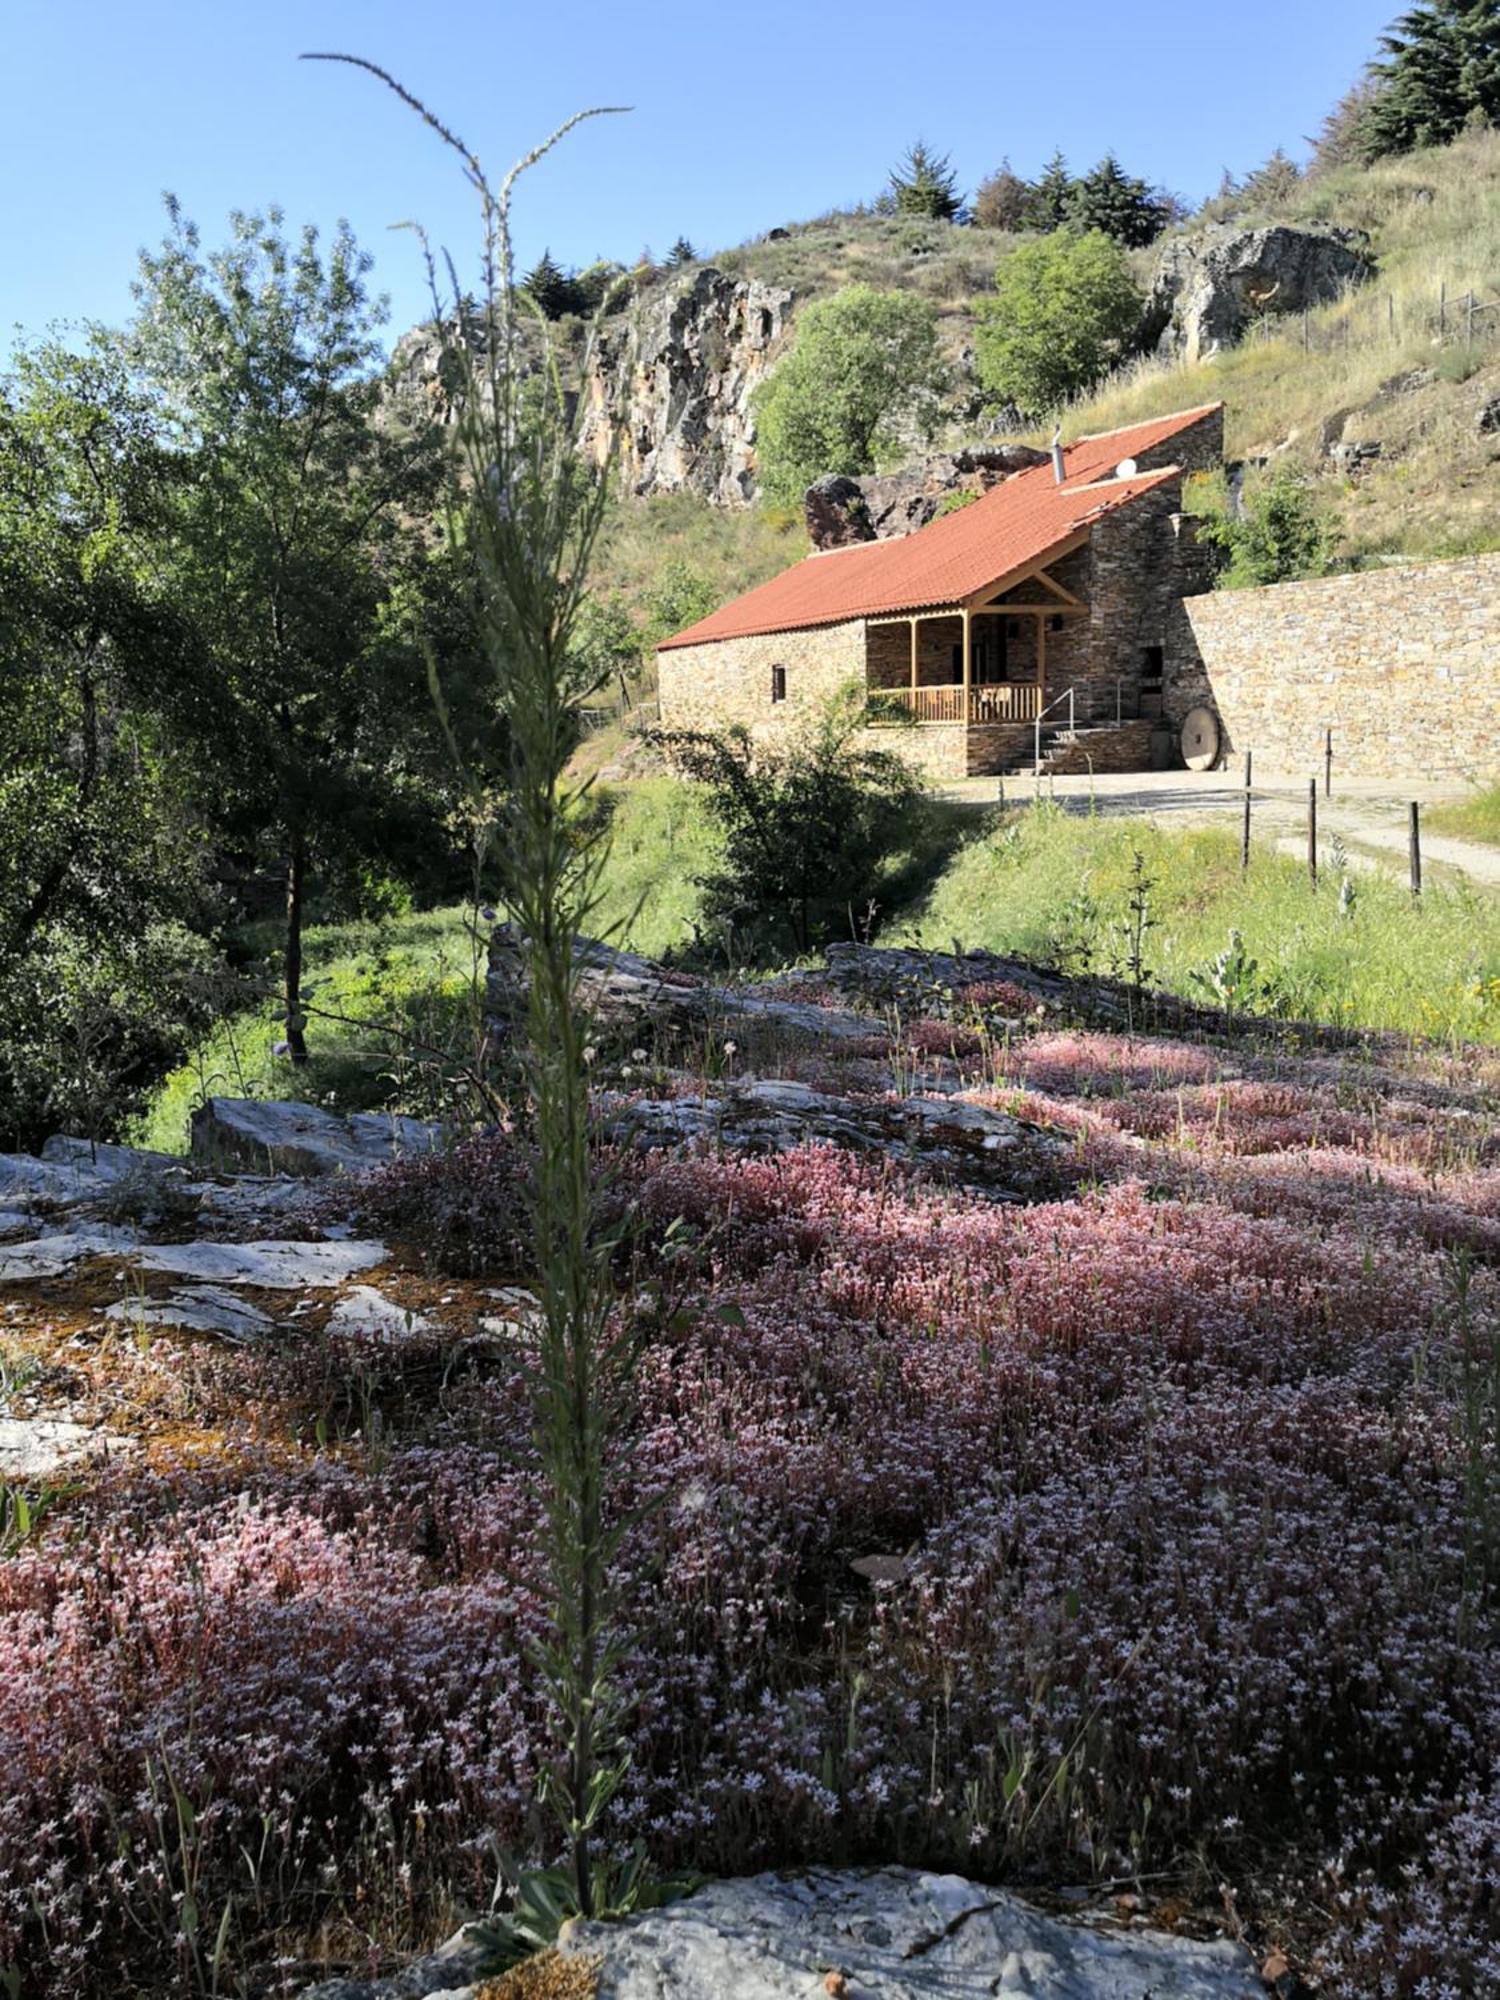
[1168, 553, 1500, 778]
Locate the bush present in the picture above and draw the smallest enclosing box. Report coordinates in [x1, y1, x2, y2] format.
[652, 687, 924, 957]
[1207, 469, 1328, 587]
[975, 230, 1144, 416]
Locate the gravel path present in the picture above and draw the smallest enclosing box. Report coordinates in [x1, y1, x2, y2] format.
[940, 770, 1500, 888]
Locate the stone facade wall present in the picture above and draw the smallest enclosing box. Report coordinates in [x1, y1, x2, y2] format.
[1083, 479, 1188, 722]
[1167, 553, 1500, 779]
[657, 622, 866, 736]
[1130, 406, 1225, 478]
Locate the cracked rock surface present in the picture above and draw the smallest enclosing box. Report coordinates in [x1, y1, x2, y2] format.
[562, 1869, 1260, 1999]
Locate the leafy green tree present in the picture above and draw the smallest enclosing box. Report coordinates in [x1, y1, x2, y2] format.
[887, 140, 963, 220]
[973, 159, 1034, 230]
[1064, 153, 1172, 246]
[129, 199, 450, 1063]
[0, 336, 215, 1142]
[654, 687, 924, 956]
[641, 559, 718, 643]
[1026, 150, 1074, 230]
[1207, 471, 1329, 587]
[752, 285, 944, 505]
[570, 592, 644, 708]
[1367, 0, 1500, 155]
[976, 230, 1145, 415]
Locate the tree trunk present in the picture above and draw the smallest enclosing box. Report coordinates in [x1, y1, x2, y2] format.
[284, 827, 309, 1064]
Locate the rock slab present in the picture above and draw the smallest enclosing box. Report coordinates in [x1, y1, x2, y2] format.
[563, 1869, 1260, 1999]
[1148, 222, 1372, 362]
[190, 1099, 441, 1179]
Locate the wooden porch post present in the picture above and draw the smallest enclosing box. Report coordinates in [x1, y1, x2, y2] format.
[909, 617, 918, 702]
[961, 607, 972, 723]
[1037, 612, 1047, 712]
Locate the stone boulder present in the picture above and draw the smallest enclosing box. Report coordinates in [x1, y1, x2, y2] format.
[189, 1099, 442, 1180]
[561, 1869, 1261, 1999]
[1147, 223, 1373, 362]
[487, 928, 875, 1045]
[804, 444, 1050, 551]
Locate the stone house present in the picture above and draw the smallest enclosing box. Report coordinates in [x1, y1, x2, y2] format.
[656, 404, 1225, 780]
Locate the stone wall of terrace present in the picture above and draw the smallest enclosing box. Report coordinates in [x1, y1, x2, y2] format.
[1167, 553, 1500, 778]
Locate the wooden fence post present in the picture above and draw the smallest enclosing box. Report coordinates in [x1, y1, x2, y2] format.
[1242, 751, 1252, 871]
[1325, 728, 1333, 800]
[1410, 801, 1422, 897]
[1308, 779, 1318, 890]
[1440, 281, 1447, 337]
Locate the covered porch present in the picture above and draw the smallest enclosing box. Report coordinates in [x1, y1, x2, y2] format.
[864, 543, 1091, 732]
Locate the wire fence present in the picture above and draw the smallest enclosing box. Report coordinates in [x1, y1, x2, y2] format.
[1243, 283, 1500, 359]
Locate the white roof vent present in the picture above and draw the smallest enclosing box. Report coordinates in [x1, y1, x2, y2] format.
[1115, 456, 1139, 479]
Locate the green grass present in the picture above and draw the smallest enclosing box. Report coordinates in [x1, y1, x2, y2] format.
[899, 803, 1500, 1042]
[589, 779, 720, 959]
[1427, 782, 1500, 848]
[133, 905, 486, 1155]
[141, 785, 1500, 1146]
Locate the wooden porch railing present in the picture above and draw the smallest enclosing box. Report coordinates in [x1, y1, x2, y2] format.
[873, 682, 1042, 725]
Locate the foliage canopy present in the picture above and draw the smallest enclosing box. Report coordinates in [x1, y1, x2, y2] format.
[975, 230, 1144, 416]
[752, 284, 944, 505]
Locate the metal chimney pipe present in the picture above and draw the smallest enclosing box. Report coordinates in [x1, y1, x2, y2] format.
[1051, 426, 1065, 484]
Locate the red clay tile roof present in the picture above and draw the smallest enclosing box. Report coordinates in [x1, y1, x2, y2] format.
[657, 405, 1221, 650]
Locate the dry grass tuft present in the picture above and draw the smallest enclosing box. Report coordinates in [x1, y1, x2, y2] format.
[476, 1948, 602, 2000]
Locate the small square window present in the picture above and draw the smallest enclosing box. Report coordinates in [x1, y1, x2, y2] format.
[771, 664, 787, 703]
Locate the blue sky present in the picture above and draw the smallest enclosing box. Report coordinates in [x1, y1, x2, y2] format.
[6, 0, 1394, 357]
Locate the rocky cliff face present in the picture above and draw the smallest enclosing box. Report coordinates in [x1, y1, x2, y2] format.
[386, 266, 795, 509]
[1147, 222, 1373, 362]
[578, 267, 795, 505]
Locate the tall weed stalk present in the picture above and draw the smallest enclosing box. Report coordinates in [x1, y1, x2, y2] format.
[308, 53, 632, 1917]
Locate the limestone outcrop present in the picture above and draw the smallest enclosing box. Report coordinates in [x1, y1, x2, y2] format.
[387, 266, 794, 508]
[299, 1869, 1260, 1999]
[1147, 223, 1373, 362]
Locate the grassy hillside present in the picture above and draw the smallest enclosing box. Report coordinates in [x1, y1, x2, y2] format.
[585, 129, 1500, 636]
[1057, 129, 1500, 560]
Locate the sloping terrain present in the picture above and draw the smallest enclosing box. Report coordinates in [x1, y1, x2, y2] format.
[4, 942, 1500, 1994]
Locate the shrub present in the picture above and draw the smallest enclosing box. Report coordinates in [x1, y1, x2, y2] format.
[652, 687, 924, 957]
[975, 231, 1145, 416]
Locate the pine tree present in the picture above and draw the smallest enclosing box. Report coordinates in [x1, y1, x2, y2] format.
[973, 159, 1034, 230]
[1064, 154, 1172, 247]
[1310, 76, 1386, 171]
[1025, 150, 1074, 230]
[523, 248, 585, 318]
[887, 140, 963, 220]
[665, 235, 698, 268]
[1240, 147, 1304, 209]
[1367, 0, 1500, 156]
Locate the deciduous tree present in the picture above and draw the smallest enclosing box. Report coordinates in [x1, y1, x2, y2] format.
[976, 230, 1145, 415]
[752, 285, 944, 504]
[129, 199, 450, 1062]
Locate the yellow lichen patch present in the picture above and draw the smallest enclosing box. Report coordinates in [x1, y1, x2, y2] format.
[475, 1948, 602, 2000]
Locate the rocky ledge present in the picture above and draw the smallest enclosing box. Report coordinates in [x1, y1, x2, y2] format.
[303, 1868, 1260, 1999]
